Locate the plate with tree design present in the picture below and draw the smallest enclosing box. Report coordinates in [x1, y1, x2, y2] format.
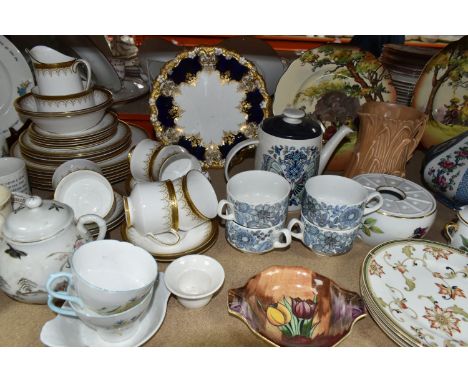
[149, 47, 270, 168]
[273, 44, 396, 171]
[412, 36, 468, 149]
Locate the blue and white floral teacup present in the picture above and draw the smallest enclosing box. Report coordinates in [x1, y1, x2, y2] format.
[288, 215, 360, 256]
[218, 170, 290, 228]
[226, 220, 292, 254]
[302, 175, 383, 230]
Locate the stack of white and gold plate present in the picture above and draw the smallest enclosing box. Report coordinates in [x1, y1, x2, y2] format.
[11, 119, 146, 191]
[360, 239, 468, 347]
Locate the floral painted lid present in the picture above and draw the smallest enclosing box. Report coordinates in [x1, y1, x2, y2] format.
[353, 173, 436, 218]
[262, 108, 323, 140]
[3, 196, 73, 243]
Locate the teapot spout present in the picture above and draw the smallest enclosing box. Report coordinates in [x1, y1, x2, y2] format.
[318, 125, 353, 174]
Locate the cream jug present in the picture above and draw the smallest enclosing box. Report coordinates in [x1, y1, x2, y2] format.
[224, 108, 353, 210]
[28, 45, 92, 95]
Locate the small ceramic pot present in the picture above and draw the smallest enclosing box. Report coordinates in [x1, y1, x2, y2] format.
[47, 286, 153, 342]
[164, 254, 224, 309]
[218, 170, 290, 228]
[124, 180, 181, 244]
[46, 240, 157, 314]
[128, 138, 163, 182]
[31, 85, 95, 113]
[444, 207, 468, 251]
[54, 170, 114, 219]
[226, 220, 291, 254]
[0, 196, 106, 304]
[353, 173, 437, 246]
[302, 175, 383, 230]
[0, 157, 31, 194]
[159, 152, 202, 181]
[52, 159, 103, 190]
[288, 215, 359, 256]
[171, 170, 218, 231]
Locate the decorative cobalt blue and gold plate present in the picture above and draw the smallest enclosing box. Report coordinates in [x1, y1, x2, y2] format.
[149, 47, 270, 168]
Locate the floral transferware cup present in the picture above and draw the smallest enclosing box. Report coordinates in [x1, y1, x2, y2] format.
[288, 215, 360, 256]
[302, 175, 383, 230]
[225, 220, 291, 254]
[228, 265, 366, 346]
[218, 170, 290, 229]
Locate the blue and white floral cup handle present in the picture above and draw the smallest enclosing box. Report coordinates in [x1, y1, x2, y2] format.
[287, 218, 304, 242]
[273, 228, 292, 249]
[363, 192, 384, 216]
[46, 272, 83, 315]
[217, 199, 235, 221]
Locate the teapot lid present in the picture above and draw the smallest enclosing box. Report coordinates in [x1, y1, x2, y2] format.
[262, 108, 324, 140]
[3, 196, 74, 243]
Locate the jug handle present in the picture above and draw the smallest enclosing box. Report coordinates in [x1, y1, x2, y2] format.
[443, 222, 458, 242]
[406, 115, 428, 161]
[77, 214, 107, 241]
[72, 59, 93, 91]
[224, 138, 259, 181]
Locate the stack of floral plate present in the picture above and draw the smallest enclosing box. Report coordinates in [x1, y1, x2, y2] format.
[360, 239, 467, 347]
[380, 44, 438, 106]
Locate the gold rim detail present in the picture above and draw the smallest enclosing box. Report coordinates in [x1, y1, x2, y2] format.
[123, 196, 132, 227]
[32, 87, 93, 101]
[148, 144, 164, 181]
[165, 180, 179, 231]
[33, 59, 76, 69]
[181, 174, 206, 220]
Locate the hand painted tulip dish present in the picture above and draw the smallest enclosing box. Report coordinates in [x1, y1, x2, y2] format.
[227, 266, 366, 346]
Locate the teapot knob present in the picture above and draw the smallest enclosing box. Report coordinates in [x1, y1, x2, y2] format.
[282, 108, 304, 124]
[25, 196, 42, 209]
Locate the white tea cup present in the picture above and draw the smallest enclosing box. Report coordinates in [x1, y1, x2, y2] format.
[0, 157, 31, 194]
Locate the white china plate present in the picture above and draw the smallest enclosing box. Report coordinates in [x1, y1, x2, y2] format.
[40, 272, 170, 347]
[113, 77, 149, 103]
[362, 239, 468, 347]
[123, 220, 217, 260]
[0, 36, 33, 137]
[149, 46, 269, 168]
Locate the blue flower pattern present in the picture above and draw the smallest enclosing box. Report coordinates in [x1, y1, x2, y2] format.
[302, 219, 357, 255]
[261, 145, 320, 207]
[231, 198, 288, 228]
[226, 222, 276, 253]
[302, 194, 364, 230]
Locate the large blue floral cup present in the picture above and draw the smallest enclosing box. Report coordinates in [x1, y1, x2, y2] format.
[218, 170, 290, 228]
[302, 175, 383, 230]
[288, 215, 360, 256]
[226, 220, 291, 254]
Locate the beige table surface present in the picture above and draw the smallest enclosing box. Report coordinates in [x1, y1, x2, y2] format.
[0, 149, 455, 346]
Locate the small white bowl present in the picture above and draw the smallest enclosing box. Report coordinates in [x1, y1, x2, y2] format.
[54, 169, 114, 219]
[164, 254, 224, 309]
[159, 152, 202, 181]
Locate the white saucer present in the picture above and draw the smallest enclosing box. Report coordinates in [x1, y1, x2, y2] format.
[122, 220, 218, 261]
[40, 272, 170, 347]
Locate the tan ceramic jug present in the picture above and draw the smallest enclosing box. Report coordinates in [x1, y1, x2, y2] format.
[344, 102, 428, 178]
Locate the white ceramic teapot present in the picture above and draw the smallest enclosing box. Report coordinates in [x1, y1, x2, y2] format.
[0, 196, 106, 304]
[224, 108, 353, 210]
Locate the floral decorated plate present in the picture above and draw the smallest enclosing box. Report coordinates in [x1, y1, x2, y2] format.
[0, 36, 33, 137]
[361, 239, 468, 346]
[228, 265, 366, 346]
[273, 44, 396, 170]
[412, 36, 468, 148]
[149, 46, 270, 168]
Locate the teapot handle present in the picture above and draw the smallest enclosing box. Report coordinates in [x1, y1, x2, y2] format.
[224, 138, 259, 181]
[76, 214, 107, 241]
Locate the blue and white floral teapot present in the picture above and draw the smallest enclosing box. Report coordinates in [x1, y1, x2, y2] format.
[224, 108, 353, 211]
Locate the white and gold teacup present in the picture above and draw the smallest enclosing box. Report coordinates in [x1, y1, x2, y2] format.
[31, 85, 95, 113]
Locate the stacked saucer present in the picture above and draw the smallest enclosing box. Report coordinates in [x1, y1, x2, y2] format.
[12, 45, 141, 190]
[380, 44, 438, 105]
